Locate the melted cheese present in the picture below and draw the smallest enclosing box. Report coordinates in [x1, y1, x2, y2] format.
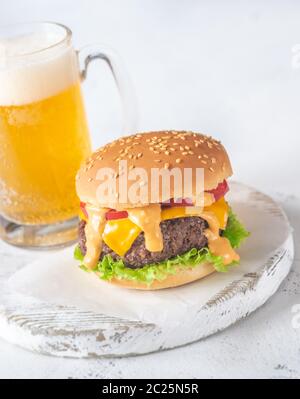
[185, 208, 239, 265]
[103, 218, 141, 257]
[84, 206, 109, 270]
[82, 197, 236, 269]
[127, 204, 163, 252]
[102, 198, 229, 257]
[161, 197, 228, 229]
[79, 208, 87, 222]
[161, 206, 188, 222]
[204, 197, 229, 230]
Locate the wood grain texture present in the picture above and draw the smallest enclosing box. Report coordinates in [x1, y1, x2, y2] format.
[0, 182, 294, 358]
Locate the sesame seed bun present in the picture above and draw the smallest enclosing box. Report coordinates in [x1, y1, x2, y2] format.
[76, 131, 232, 209]
[97, 262, 216, 290]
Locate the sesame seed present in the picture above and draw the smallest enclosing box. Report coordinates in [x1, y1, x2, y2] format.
[129, 165, 135, 170]
[203, 154, 209, 159]
[209, 167, 214, 172]
[176, 158, 182, 164]
[185, 146, 190, 150]
[201, 160, 207, 164]
[154, 159, 161, 163]
[164, 163, 170, 169]
[88, 177, 93, 182]
[211, 157, 216, 164]
[198, 155, 202, 159]
[188, 151, 194, 155]
[165, 151, 170, 155]
[182, 151, 188, 156]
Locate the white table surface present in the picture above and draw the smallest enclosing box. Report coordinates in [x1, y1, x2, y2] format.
[0, 0, 299, 379]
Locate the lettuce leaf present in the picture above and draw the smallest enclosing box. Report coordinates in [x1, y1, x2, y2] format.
[74, 245, 85, 262]
[74, 209, 249, 285]
[223, 209, 250, 248]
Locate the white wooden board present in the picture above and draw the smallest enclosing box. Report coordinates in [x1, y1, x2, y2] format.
[0, 182, 294, 358]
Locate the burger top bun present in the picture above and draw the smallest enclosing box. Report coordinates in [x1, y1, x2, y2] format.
[76, 131, 232, 209]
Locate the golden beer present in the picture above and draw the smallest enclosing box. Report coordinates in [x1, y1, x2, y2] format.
[0, 82, 91, 224]
[0, 22, 135, 247]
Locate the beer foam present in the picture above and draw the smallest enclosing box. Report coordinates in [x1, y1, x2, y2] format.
[0, 32, 79, 106]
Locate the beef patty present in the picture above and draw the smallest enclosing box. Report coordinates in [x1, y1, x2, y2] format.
[79, 216, 209, 269]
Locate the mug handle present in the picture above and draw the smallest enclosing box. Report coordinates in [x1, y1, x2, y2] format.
[78, 45, 138, 135]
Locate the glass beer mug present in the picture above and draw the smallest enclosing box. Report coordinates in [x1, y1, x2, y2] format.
[0, 22, 137, 248]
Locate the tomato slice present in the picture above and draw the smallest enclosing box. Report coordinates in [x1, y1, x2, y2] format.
[207, 180, 229, 202]
[106, 210, 129, 220]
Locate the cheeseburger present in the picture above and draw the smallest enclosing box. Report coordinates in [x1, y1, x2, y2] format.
[75, 131, 249, 290]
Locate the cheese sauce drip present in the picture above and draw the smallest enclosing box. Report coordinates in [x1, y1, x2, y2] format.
[83, 200, 238, 270]
[84, 206, 109, 270]
[186, 207, 239, 265]
[127, 204, 163, 252]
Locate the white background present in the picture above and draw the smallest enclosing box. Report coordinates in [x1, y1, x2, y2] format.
[0, 0, 300, 379]
[1, 0, 299, 194]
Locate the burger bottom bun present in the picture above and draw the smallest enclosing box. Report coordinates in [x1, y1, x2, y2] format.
[96, 262, 215, 290]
